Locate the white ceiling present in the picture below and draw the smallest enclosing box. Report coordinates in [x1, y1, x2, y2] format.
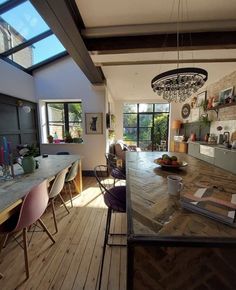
[76, 0, 236, 101]
[76, 0, 236, 27]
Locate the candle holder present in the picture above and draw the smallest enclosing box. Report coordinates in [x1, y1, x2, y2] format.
[2, 164, 13, 180]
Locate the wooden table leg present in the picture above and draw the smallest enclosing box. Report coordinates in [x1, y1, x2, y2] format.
[74, 159, 83, 193]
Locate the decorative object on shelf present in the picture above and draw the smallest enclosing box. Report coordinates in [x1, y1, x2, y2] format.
[219, 87, 234, 104]
[151, 0, 208, 103]
[181, 103, 191, 119]
[85, 113, 103, 134]
[217, 126, 224, 144]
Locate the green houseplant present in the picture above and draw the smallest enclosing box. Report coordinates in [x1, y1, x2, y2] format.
[64, 131, 73, 143]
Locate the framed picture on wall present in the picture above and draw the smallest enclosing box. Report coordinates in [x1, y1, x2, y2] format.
[219, 87, 234, 104]
[197, 91, 207, 107]
[85, 113, 103, 134]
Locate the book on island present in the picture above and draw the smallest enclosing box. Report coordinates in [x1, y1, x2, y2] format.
[180, 188, 236, 227]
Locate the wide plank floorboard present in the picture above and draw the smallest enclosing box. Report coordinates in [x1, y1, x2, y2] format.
[0, 177, 127, 290]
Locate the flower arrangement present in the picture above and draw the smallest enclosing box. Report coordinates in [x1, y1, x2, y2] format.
[17, 144, 39, 157]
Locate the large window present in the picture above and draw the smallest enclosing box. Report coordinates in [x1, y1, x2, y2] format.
[123, 103, 169, 151]
[46, 102, 82, 142]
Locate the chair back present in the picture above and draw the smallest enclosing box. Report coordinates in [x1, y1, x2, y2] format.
[105, 153, 126, 180]
[14, 180, 49, 231]
[105, 153, 117, 171]
[94, 165, 126, 211]
[66, 160, 79, 182]
[49, 168, 68, 198]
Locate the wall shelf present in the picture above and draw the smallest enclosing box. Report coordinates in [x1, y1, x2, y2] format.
[207, 102, 236, 118]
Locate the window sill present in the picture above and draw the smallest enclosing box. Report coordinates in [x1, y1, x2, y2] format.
[41, 142, 83, 145]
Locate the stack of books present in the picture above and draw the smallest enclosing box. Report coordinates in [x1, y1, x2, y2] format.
[180, 187, 236, 227]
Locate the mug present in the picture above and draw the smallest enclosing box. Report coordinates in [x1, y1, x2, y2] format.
[167, 175, 183, 196]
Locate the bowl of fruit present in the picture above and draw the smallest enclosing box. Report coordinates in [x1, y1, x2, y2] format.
[154, 154, 188, 169]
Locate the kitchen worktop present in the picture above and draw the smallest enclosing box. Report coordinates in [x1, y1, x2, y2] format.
[188, 141, 236, 152]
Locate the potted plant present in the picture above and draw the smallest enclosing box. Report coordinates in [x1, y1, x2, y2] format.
[18, 144, 39, 174]
[47, 135, 53, 143]
[64, 131, 73, 143]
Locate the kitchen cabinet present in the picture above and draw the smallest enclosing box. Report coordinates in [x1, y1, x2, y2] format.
[188, 142, 200, 158]
[170, 141, 188, 153]
[214, 148, 236, 174]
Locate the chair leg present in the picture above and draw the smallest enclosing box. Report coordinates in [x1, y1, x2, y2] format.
[59, 194, 70, 214]
[2, 233, 9, 249]
[68, 182, 73, 208]
[38, 218, 55, 244]
[51, 199, 58, 234]
[98, 207, 112, 290]
[23, 228, 29, 279]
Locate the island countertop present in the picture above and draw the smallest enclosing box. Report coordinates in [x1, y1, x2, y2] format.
[126, 151, 236, 244]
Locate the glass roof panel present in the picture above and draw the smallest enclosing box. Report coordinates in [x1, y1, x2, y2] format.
[7, 34, 65, 68]
[0, 1, 49, 53]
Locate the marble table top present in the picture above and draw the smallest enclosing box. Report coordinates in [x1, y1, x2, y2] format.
[0, 155, 81, 214]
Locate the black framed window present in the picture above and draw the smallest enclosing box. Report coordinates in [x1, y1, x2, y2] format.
[123, 103, 169, 151]
[46, 102, 82, 141]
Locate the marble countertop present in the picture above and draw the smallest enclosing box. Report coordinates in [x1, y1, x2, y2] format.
[0, 155, 81, 214]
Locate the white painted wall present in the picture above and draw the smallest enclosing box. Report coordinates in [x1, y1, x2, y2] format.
[33, 56, 106, 171]
[0, 59, 36, 102]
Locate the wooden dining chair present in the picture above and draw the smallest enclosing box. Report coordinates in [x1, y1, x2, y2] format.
[0, 180, 55, 279]
[48, 168, 70, 233]
[94, 165, 126, 290]
[65, 160, 79, 207]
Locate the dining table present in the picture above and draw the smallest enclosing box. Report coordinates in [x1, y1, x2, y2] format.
[0, 155, 82, 224]
[126, 151, 236, 290]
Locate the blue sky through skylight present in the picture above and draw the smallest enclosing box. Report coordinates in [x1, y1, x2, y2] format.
[1, 0, 65, 67]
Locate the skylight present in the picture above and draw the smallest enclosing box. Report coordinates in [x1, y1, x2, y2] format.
[0, 0, 66, 72]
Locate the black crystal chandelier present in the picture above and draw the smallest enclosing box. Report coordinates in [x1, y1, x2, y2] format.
[151, 0, 208, 103]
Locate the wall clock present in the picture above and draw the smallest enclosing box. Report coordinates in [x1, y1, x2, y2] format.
[181, 103, 191, 119]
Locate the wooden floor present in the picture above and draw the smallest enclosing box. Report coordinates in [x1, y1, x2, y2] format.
[0, 177, 127, 290]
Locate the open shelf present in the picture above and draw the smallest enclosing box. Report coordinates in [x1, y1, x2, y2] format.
[207, 102, 236, 118]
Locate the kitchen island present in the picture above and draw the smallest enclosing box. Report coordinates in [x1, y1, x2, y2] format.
[126, 151, 236, 290]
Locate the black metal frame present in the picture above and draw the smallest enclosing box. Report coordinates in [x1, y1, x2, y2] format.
[0, 0, 67, 73]
[45, 101, 82, 138]
[123, 103, 170, 151]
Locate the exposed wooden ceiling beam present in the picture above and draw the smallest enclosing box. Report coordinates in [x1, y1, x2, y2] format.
[30, 0, 104, 84]
[84, 31, 236, 54]
[94, 58, 236, 67]
[82, 20, 236, 38]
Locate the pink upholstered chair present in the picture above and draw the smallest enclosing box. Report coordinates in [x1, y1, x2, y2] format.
[0, 180, 55, 279]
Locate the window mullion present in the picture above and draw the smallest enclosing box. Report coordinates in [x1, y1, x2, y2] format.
[64, 103, 69, 133]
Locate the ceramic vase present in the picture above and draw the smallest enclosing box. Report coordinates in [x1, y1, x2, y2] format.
[22, 156, 36, 174]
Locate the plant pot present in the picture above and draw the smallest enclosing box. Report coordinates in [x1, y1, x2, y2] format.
[47, 136, 53, 143]
[22, 156, 36, 174]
